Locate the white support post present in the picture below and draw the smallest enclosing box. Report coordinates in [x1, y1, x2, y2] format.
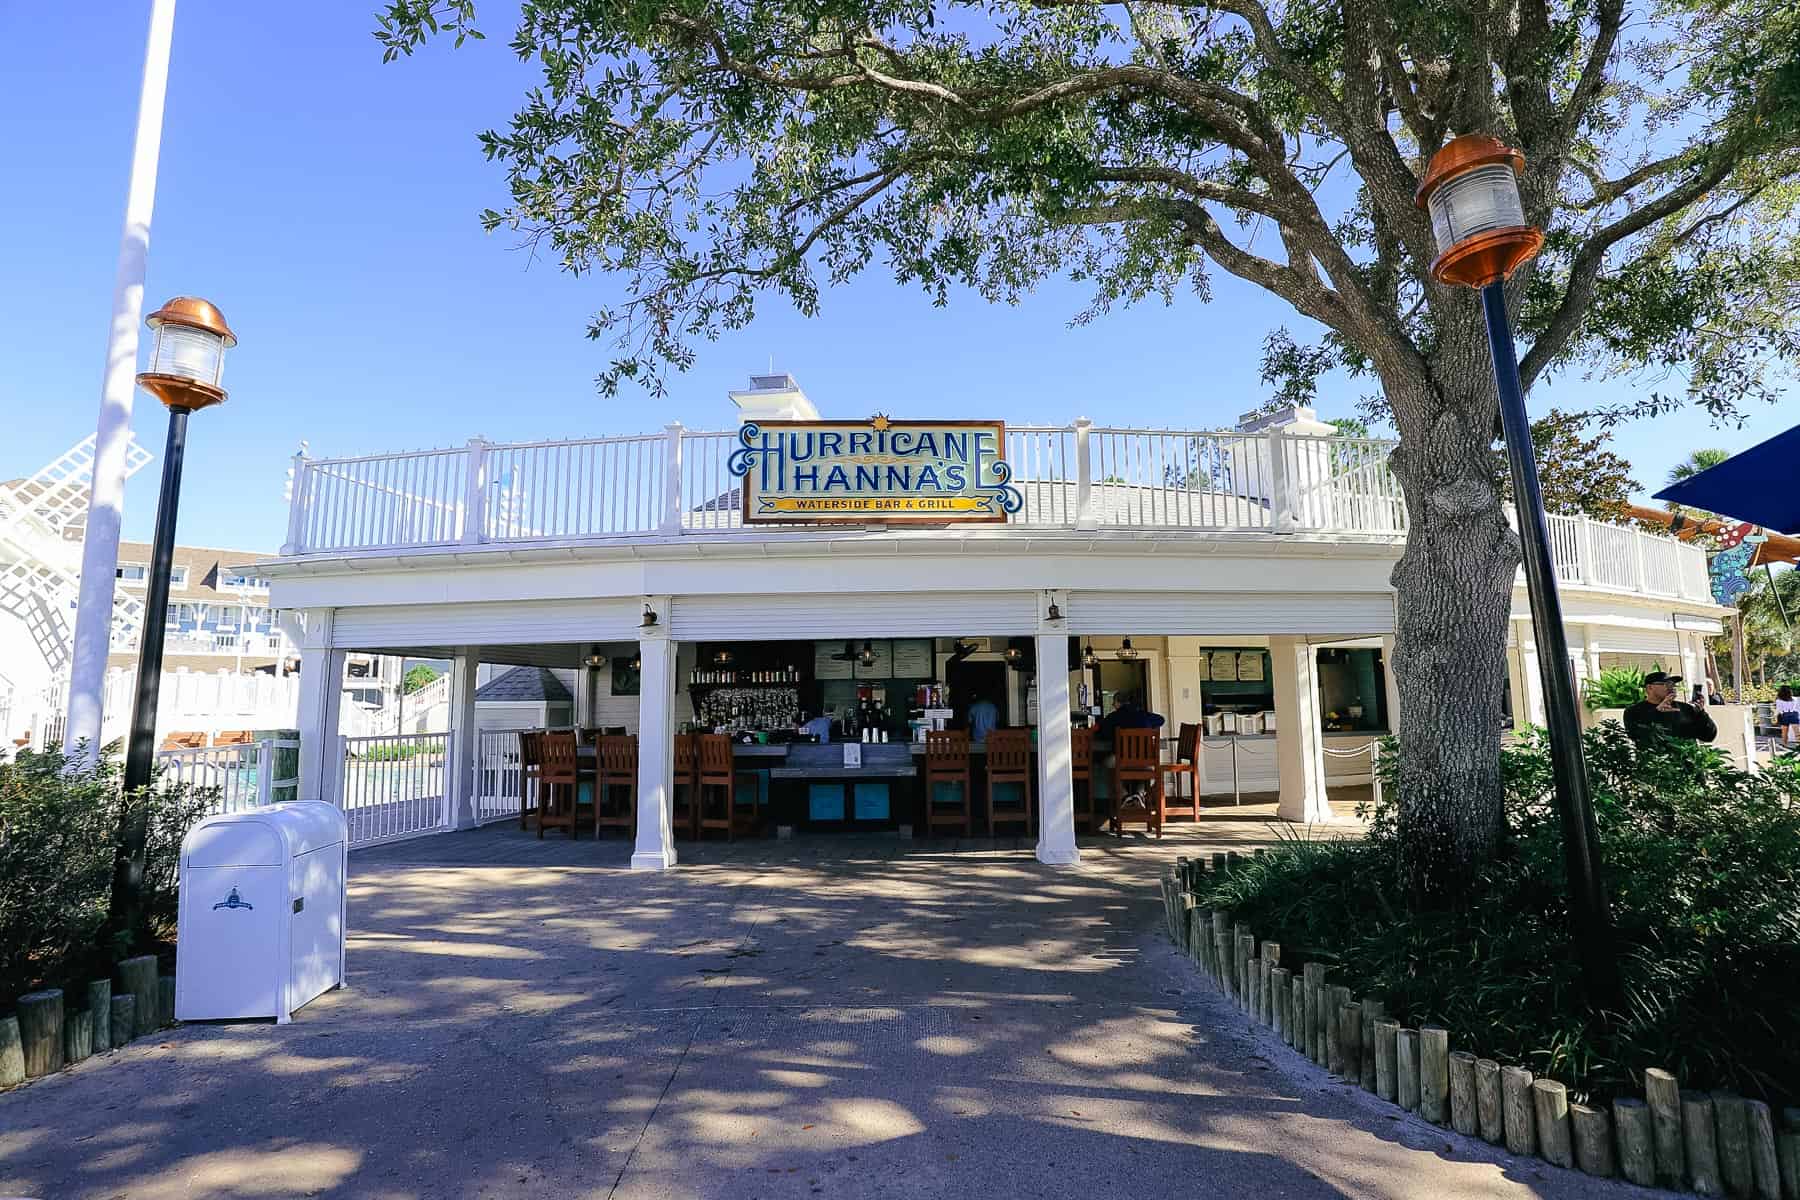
[661, 421, 685, 534]
[1379, 635, 1403, 744]
[295, 610, 346, 806]
[280, 446, 310, 556]
[1034, 621, 1080, 865]
[460, 436, 489, 546]
[1271, 636, 1330, 824]
[448, 647, 480, 829]
[1072, 417, 1097, 531]
[64, 0, 177, 766]
[631, 612, 678, 870]
[1517, 626, 1547, 727]
[1268, 427, 1295, 533]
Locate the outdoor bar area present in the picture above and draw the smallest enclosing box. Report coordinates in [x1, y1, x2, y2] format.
[497, 630, 1398, 844]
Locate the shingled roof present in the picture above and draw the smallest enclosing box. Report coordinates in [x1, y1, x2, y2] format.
[473, 667, 572, 704]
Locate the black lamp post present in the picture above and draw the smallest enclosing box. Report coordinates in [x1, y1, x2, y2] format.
[1416, 137, 1620, 1008]
[105, 296, 235, 943]
[121, 296, 237, 794]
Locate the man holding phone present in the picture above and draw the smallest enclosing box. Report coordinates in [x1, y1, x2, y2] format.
[1623, 671, 1717, 746]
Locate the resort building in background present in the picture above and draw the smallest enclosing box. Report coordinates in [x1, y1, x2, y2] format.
[259, 375, 1739, 862]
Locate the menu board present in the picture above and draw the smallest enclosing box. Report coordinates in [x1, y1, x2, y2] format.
[854, 640, 894, 679]
[1195, 654, 1211, 681]
[892, 639, 934, 678]
[1237, 651, 1265, 682]
[1209, 651, 1239, 681]
[814, 641, 854, 680]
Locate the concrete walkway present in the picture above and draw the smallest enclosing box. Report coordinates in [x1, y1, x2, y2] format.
[1, 821, 1653, 1200]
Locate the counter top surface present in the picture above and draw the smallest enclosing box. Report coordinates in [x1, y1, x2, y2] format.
[769, 766, 918, 779]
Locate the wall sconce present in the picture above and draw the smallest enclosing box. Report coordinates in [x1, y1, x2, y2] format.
[1045, 601, 1063, 622]
[640, 605, 659, 628]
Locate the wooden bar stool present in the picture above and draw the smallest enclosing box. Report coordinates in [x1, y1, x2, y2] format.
[1070, 727, 1096, 833]
[696, 734, 754, 839]
[1162, 722, 1201, 823]
[985, 728, 1035, 836]
[594, 734, 638, 838]
[672, 733, 700, 839]
[518, 729, 543, 830]
[924, 730, 973, 837]
[536, 730, 580, 839]
[1111, 727, 1163, 838]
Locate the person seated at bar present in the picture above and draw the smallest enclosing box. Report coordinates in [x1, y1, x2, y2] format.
[967, 692, 1000, 745]
[1098, 691, 1165, 741]
[796, 712, 834, 743]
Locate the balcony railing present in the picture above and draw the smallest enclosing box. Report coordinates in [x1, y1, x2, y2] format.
[278, 423, 1712, 605]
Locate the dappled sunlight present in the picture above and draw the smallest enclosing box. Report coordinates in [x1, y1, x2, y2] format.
[112, 1144, 362, 1199]
[914, 1034, 981, 1056]
[348, 936, 545, 960]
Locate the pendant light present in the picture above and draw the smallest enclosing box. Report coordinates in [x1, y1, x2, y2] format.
[1083, 643, 1099, 669]
[1117, 638, 1139, 661]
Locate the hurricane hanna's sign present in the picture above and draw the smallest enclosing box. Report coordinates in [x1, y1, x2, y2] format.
[730, 416, 1022, 523]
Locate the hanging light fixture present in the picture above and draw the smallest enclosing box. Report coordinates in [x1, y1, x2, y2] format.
[1083, 643, 1099, 669]
[712, 647, 735, 668]
[1003, 644, 1025, 669]
[857, 640, 877, 667]
[1116, 638, 1139, 661]
[629, 650, 641, 672]
[585, 651, 605, 670]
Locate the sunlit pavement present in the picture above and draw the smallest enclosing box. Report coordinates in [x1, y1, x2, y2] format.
[1, 809, 1653, 1200]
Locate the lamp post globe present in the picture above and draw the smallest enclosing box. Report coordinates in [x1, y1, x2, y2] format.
[1416, 137, 1620, 1009]
[138, 295, 236, 411]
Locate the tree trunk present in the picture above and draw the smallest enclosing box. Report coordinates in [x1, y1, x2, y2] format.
[1384, 342, 1518, 896]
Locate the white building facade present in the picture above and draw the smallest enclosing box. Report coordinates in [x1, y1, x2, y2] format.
[260, 380, 1728, 864]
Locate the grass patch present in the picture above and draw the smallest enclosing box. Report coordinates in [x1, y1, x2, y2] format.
[1196, 724, 1800, 1106]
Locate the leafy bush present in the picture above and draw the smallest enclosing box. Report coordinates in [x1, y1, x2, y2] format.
[1198, 724, 1800, 1105]
[1582, 664, 1651, 710]
[353, 739, 445, 761]
[402, 663, 441, 694]
[0, 748, 215, 1010]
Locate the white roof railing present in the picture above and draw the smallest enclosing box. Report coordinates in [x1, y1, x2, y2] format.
[276, 423, 1712, 605]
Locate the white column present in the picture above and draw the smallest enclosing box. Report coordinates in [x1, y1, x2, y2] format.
[295, 610, 346, 805]
[631, 627, 678, 871]
[1379, 635, 1403, 740]
[1517, 623, 1546, 727]
[1034, 631, 1080, 866]
[1271, 635, 1330, 824]
[1166, 648, 1210, 792]
[1584, 626, 1603, 683]
[448, 647, 480, 830]
[64, 0, 178, 764]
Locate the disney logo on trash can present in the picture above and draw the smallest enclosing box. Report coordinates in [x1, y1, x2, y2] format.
[212, 887, 254, 912]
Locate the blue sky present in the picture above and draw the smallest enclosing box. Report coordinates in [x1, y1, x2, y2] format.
[1, 3, 1790, 551]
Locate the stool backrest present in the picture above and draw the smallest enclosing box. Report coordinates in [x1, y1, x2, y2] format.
[1116, 727, 1159, 770]
[926, 729, 971, 769]
[673, 732, 699, 778]
[1071, 727, 1093, 779]
[598, 734, 638, 775]
[986, 728, 1031, 773]
[1175, 721, 1199, 764]
[698, 733, 733, 780]
[519, 729, 543, 770]
[540, 730, 579, 781]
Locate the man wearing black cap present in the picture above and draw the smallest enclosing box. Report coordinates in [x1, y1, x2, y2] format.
[1623, 671, 1717, 745]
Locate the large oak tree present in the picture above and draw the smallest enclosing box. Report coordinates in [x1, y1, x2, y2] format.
[380, 0, 1800, 885]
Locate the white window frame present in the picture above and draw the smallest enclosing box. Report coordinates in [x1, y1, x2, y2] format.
[116, 563, 148, 585]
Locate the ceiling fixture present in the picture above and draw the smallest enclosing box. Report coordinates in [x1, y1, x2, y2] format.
[1083, 643, 1099, 669]
[712, 648, 735, 667]
[1117, 638, 1139, 661]
[1003, 644, 1025, 668]
[585, 652, 605, 670]
[858, 640, 878, 668]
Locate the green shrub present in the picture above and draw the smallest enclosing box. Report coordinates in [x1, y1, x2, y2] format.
[1582, 665, 1652, 710]
[353, 740, 445, 761]
[1198, 724, 1800, 1105]
[0, 748, 215, 1009]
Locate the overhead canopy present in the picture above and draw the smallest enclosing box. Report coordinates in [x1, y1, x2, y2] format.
[1653, 424, 1800, 534]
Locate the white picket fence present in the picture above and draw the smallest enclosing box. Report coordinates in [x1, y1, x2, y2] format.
[156, 737, 301, 813]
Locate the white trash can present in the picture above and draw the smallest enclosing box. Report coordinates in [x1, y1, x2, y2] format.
[175, 800, 348, 1024]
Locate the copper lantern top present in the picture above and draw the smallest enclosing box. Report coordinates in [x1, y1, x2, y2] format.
[138, 296, 236, 412]
[145, 296, 238, 347]
[1415, 134, 1543, 288]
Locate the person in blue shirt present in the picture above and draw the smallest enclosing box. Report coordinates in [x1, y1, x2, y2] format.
[967, 694, 1000, 744]
[1098, 692, 1165, 740]
[797, 714, 834, 743]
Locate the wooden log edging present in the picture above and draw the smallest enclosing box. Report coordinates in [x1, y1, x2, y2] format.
[1163, 859, 1799, 1200]
[1, 969, 182, 1095]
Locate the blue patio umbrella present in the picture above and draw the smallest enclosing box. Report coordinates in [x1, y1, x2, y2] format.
[1653, 422, 1800, 533]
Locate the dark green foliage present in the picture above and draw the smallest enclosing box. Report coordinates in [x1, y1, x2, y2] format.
[1583, 665, 1650, 710]
[1198, 726, 1800, 1106]
[402, 664, 442, 694]
[0, 748, 214, 1010]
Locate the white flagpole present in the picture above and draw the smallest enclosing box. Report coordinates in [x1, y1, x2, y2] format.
[65, 0, 178, 764]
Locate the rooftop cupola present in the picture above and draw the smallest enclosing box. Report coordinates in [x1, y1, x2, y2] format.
[728, 373, 819, 423]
